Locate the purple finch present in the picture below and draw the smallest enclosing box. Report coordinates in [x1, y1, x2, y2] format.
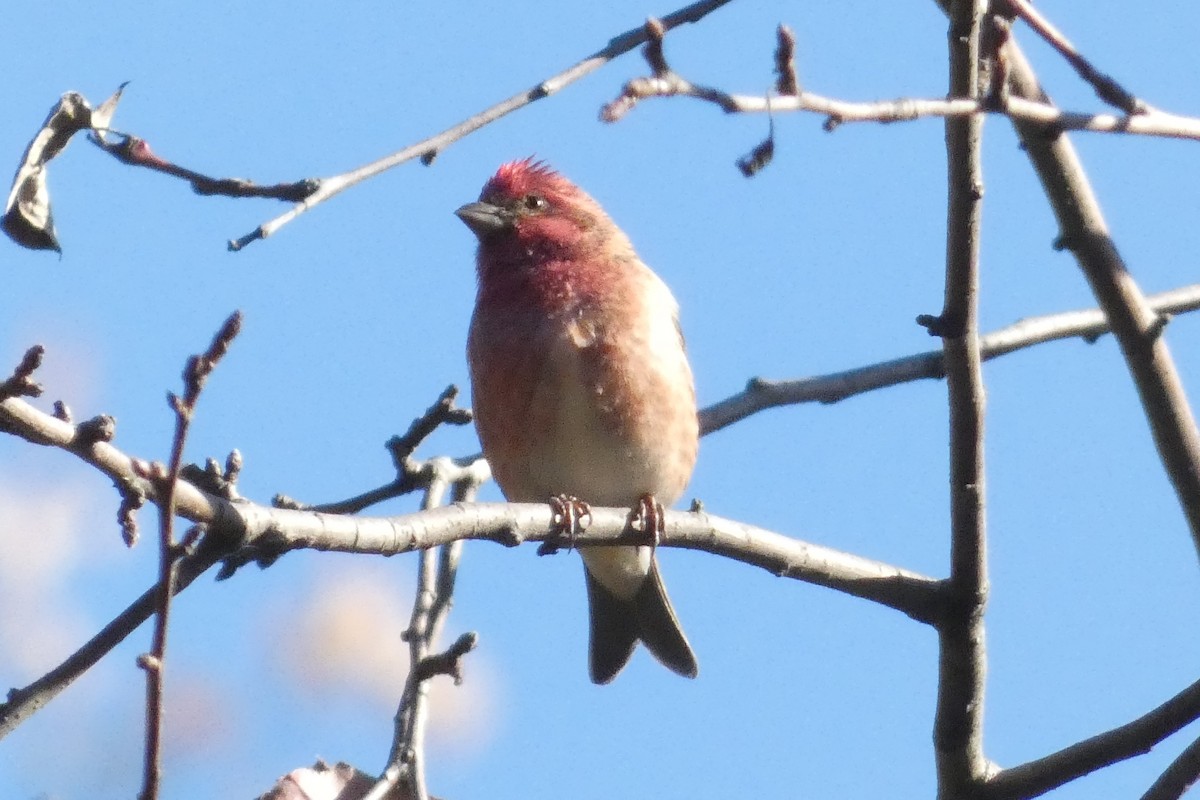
[458, 160, 699, 684]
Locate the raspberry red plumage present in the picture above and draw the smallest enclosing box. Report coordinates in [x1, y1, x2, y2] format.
[458, 160, 699, 684]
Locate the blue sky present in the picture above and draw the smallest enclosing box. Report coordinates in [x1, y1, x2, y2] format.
[3, 1, 1200, 798]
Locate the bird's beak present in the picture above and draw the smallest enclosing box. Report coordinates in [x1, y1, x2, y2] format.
[455, 201, 513, 239]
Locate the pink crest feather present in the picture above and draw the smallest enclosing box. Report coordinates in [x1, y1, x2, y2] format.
[483, 158, 568, 201]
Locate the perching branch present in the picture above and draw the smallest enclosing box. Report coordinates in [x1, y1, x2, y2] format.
[931, 1, 991, 795]
[1, 338, 952, 741]
[0, 489, 939, 745]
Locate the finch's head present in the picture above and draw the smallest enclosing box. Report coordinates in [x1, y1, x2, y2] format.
[456, 159, 620, 273]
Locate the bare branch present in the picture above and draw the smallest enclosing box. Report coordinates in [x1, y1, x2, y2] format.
[700, 283, 1200, 435]
[999, 0, 1146, 114]
[0, 544, 223, 740]
[91, 133, 318, 201]
[983, 677, 1200, 799]
[228, 0, 735, 251]
[1140, 733, 1200, 800]
[603, 79, 1200, 141]
[641, 18, 670, 78]
[0, 488, 940, 745]
[0, 345, 45, 400]
[931, 2, 991, 794]
[995, 24, 1200, 563]
[273, 385, 474, 515]
[138, 310, 243, 800]
[370, 475, 487, 800]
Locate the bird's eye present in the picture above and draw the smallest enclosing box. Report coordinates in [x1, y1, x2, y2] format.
[523, 194, 547, 211]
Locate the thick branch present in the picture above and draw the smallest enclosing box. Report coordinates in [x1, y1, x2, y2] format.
[0, 499, 935, 741]
[0, 384, 939, 738]
[1140, 733, 1200, 800]
[999, 30, 1200, 562]
[933, 1, 990, 795]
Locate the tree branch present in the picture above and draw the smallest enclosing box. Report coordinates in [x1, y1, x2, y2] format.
[0, 384, 939, 740]
[700, 284, 1200, 435]
[0, 544, 223, 740]
[134, 310, 242, 800]
[983, 676, 1200, 799]
[995, 23, 1200, 563]
[932, 1, 991, 794]
[0, 498, 936, 741]
[999, 0, 1145, 114]
[601, 72, 1200, 142]
[227, 0, 735, 251]
[1140, 732, 1200, 800]
[273, 385, 474, 515]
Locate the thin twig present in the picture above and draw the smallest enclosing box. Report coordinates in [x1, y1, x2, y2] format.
[227, 0, 734, 251]
[1000, 0, 1146, 114]
[774, 24, 799, 96]
[932, 1, 990, 795]
[90, 132, 318, 201]
[136, 310, 242, 800]
[369, 472, 484, 800]
[273, 385, 473, 514]
[0, 345, 45, 400]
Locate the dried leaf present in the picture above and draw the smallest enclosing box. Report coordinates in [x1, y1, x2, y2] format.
[2, 85, 126, 252]
[90, 82, 128, 144]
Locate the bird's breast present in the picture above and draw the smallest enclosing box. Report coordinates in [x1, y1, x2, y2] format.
[468, 269, 698, 509]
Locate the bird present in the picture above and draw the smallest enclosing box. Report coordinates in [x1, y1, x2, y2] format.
[457, 159, 700, 684]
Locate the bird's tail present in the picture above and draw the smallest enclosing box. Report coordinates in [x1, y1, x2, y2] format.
[584, 559, 698, 684]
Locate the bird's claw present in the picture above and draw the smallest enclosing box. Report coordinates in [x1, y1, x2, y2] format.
[540, 494, 592, 556]
[629, 493, 666, 549]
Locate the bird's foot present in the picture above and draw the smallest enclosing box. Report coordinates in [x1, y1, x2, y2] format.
[629, 493, 666, 549]
[539, 494, 592, 556]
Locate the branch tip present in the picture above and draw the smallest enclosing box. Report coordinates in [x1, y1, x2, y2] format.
[0, 345, 46, 399]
